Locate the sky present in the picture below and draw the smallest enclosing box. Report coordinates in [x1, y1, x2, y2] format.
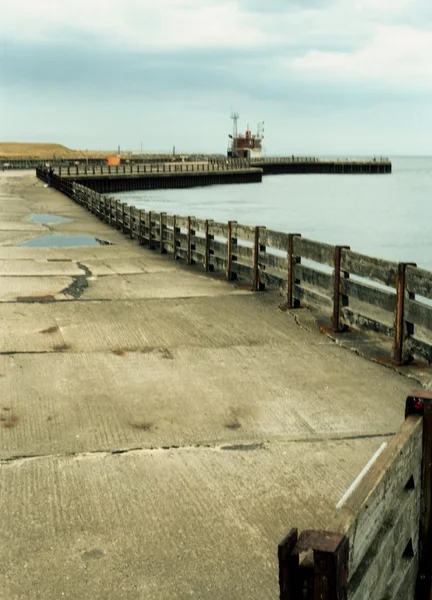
[1, 0, 432, 155]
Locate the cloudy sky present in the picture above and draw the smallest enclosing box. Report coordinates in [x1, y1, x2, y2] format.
[1, 0, 432, 154]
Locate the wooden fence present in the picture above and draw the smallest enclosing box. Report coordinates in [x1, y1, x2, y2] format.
[56, 160, 251, 177]
[278, 389, 432, 599]
[36, 169, 432, 366]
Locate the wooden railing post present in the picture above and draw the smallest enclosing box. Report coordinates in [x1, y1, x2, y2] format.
[394, 262, 416, 365]
[313, 534, 349, 600]
[278, 529, 299, 600]
[405, 389, 432, 600]
[226, 221, 238, 281]
[332, 245, 350, 333]
[159, 212, 166, 254]
[287, 234, 301, 308]
[172, 216, 178, 260]
[186, 217, 196, 265]
[148, 211, 153, 249]
[129, 206, 135, 239]
[253, 226, 266, 291]
[121, 203, 127, 233]
[205, 219, 214, 272]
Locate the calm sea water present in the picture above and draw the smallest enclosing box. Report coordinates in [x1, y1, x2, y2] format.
[119, 157, 432, 270]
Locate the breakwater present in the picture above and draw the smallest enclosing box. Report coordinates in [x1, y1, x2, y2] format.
[36, 168, 431, 365]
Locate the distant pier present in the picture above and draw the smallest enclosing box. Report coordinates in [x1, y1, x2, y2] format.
[251, 156, 392, 174]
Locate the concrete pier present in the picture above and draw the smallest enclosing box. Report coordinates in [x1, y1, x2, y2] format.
[0, 171, 415, 599]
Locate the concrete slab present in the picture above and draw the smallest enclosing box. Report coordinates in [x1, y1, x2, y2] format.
[0, 260, 84, 276]
[0, 170, 423, 600]
[0, 437, 391, 600]
[0, 276, 73, 302]
[82, 271, 249, 300]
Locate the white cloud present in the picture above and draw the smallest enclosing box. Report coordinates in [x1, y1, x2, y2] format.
[287, 25, 432, 87]
[1, 0, 269, 49]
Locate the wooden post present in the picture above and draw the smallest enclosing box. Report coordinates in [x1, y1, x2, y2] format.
[287, 234, 301, 308]
[253, 226, 266, 291]
[129, 206, 135, 239]
[172, 216, 178, 259]
[205, 220, 214, 272]
[313, 535, 349, 600]
[394, 262, 416, 365]
[159, 212, 166, 254]
[148, 211, 153, 248]
[332, 246, 350, 333]
[121, 203, 127, 233]
[278, 529, 300, 600]
[226, 221, 237, 281]
[405, 389, 432, 600]
[187, 217, 195, 265]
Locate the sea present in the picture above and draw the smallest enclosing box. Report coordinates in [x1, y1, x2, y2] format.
[118, 157, 432, 270]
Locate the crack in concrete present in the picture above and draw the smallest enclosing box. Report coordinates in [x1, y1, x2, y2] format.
[0, 432, 394, 467]
[59, 261, 92, 299]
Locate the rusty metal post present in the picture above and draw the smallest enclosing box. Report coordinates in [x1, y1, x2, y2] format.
[394, 262, 416, 365]
[405, 389, 432, 600]
[205, 220, 214, 272]
[159, 212, 166, 254]
[278, 529, 300, 600]
[287, 234, 301, 308]
[332, 246, 350, 333]
[226, 221, 237, 281]
[253, 226, 266, 291]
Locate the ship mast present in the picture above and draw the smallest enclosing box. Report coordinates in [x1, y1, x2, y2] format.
[231, 111, 239, 152]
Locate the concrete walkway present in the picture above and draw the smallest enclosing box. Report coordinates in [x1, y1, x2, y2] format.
[0, 172, 414, 600]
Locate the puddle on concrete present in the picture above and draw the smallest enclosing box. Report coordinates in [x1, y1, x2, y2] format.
[20, 235, 113, 247]
[27, 213, 72, 224]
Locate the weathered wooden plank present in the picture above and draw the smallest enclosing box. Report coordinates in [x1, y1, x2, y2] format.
[405, 298, 432, 330]
[260, 271, 286, 289]
[259, 229, 289, 252]
[348, 486, 420, 600]
[340, 250, 398, 288]
[294, 284, 333, 309]
[259, 252, 288, 272]
[406, 265, 432, 299]
[333, 416, 422, 577]
[231, 223, 255, 243]
[231, 261, 254, 282]
[166, 215, 174, 227]
[209, 254, 227, 272]
[408, 336, 432, 364]
[232, 244, 254, 263]
[341, 307, 394, 337]
[188, 217, 205, 233]
[293, 237, 335, 267]
[164, 242, 174, 254]
[342, 278, 396, 314]
[295, 264, 333, 294]
[175, 216, 189, 229]
[209, 239, 227, 258]
[208, 221, 228, 237]
[393, 556, 419, 600]
[191, 250, 206, 265]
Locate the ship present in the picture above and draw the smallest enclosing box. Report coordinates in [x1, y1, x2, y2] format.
[227, 112, 264, 159]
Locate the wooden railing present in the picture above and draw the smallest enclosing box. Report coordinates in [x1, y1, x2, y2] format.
[35, 169, 432, 366]
[56, 159, 251, 177]
[250, 156, 391, 164]
[278, 389, 432, 599]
